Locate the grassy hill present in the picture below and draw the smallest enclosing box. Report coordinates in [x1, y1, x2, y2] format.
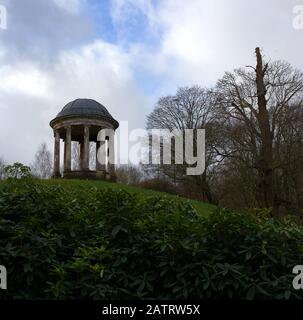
[45, 179, 216, 216]
[1, 178, 303, 300]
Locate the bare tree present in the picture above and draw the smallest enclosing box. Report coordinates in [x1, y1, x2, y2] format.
[216, 47, 303, 215]
[0, 157, 6, 180]
[146, 86, 218, 202]
[116, 164, 142, 185]
[31, 142, 52, 179]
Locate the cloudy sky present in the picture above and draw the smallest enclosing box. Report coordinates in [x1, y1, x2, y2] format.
[0, 0, 302, 164]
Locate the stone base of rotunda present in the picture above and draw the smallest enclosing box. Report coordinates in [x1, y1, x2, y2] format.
[62, 170, 117, 182]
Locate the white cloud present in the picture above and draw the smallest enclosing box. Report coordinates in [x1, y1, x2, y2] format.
[52, 0, 83, 14]
[112, 0, 303, 89]
[0, 63, 52, 97]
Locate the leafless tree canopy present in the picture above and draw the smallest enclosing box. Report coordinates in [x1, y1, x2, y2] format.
[147, 86, 217, 131]
[116, 164, 143, 185]
[0, 157, 6, 180]
[146, 86, 218, 202]
[31, 142, 52, 179]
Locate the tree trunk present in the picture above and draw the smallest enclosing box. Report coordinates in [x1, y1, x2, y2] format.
[255, 47, 275, 214]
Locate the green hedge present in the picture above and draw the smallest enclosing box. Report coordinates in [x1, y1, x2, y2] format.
[0, 180, 302, 299]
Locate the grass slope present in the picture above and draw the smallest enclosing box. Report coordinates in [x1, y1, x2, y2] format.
[45, 179, 216, 216]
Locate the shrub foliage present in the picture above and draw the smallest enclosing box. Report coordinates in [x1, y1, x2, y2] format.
[0, 180, 302, 299]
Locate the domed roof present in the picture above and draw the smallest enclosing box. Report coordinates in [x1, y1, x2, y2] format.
[50, 98, 119, 128]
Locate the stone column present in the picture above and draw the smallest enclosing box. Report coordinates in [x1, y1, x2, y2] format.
[108, 135, 115, 175]
[79, 141, 84, 170]
[96, 140, 106, 171]
[64, 126, 71, 172]
[82, 125, 90, 171]
[53, 130, 60, 177]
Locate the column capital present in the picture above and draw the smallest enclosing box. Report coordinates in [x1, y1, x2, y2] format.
[83, 125, 90, 134]
[54, 129, 60, 139]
